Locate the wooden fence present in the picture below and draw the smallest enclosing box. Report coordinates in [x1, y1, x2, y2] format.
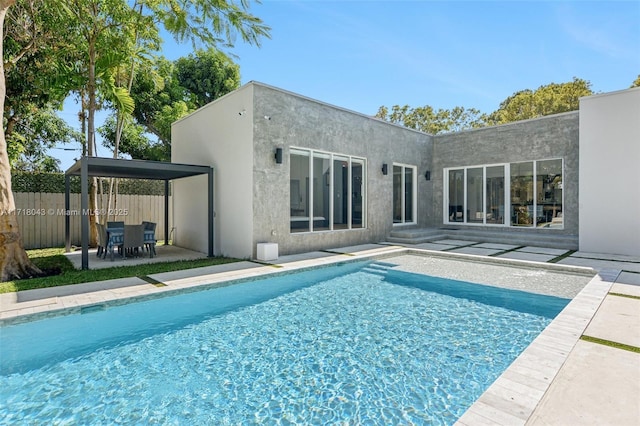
[13, 192, 172, 249]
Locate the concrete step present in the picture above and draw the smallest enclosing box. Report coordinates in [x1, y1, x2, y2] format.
[361, 262, 392, 276]
[388, 227, 578, 250]
[387, 227, 449, 244]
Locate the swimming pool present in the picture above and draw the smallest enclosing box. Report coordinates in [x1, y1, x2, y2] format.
[0, 260, 569, 424]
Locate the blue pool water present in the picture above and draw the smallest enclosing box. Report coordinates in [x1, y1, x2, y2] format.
[0, 261, 569, 425]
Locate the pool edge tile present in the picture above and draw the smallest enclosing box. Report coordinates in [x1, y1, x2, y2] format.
[456, 271, 615, 425]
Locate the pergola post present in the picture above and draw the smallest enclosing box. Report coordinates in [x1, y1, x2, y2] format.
[208, 169, 214, 257]
[164, 180, 169, 246]
[65, 174, 71, 252]
[80, 158, 89, 270]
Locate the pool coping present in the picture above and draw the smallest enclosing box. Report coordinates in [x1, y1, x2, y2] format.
[0, 244, 615, 424]
[454, 266, 617, 425]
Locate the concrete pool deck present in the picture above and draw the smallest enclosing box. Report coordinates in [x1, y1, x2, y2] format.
[1, 241, 638, 424]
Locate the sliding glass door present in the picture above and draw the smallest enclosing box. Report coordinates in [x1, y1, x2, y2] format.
[393, 164, 416, 225]
[445, 159, 563, 228]
[290, 148, 366, 233]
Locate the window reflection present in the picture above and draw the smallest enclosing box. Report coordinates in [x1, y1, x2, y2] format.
[445, 159, 563, 229]
[536, 159, 563, 228]
[510, 162, 534, 227]
[290, 148, 366, 233]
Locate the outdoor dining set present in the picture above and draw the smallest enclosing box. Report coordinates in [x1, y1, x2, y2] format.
[95, 221, 157, 261]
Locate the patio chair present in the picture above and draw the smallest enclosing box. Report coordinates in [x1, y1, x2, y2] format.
[106, 228, 124, 261]
[122, 224, 145, 258]
[96, 223, 108, 258]
[142, 221, 157, 258]
[107, 221, 125, 231]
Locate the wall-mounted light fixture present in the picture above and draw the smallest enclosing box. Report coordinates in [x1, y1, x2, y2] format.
[238, 109, 246, 116]
[264, 115, 271, 121]
[382, 163, 388, 175]
[275, 147, 283, 164]
[424, 170, 431, 181]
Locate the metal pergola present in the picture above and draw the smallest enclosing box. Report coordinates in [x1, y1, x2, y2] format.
[65, 156, 214, 270]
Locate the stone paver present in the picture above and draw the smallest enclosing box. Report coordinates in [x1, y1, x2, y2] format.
[434, 239, 478, 246]
[497, 251, 558, 263]
[474, 243, 520, 250]
[326, 243, 395, 254]
[583, 295, 640, 348]
[571, 251, 640, 263]
[559, 256, 640, 273]
[149, 261, 262, 283]
[611, 282, 640, 297]
[17, 277, 150, 302]
[614, 271, 640, 286]
[526, 341, 640, 425]
[412, 242, 457, 251]
[446, 246, 504, 256]
[516, 246, 570, 256]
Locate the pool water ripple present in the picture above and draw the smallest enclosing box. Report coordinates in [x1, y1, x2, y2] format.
[0, 266, 565, 425]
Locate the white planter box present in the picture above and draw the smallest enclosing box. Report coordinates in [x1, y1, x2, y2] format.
[256, 243, 278, 261]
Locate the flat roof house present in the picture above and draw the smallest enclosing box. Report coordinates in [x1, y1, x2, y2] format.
[171, 82, 639, 259]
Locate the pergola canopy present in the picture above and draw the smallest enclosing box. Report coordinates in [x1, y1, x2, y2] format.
[65, 156, 212, 180]
[65, 156, 214, 270]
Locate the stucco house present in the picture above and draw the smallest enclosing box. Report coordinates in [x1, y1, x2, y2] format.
[171, 82, 639, 259]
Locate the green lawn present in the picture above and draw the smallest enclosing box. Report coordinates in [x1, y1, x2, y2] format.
[0, 247, 241, 294]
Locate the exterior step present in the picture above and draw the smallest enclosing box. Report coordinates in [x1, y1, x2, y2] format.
[361, 262, 393, 276]
[386, 228, 449, 244]
[388, 227, 578, 250]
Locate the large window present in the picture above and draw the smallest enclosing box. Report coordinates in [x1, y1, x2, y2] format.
[486, 166, 505, 225]
[313, 152, 331, 231]
[467, 167, 483, 223]
[351, 159, 365, 229]
[290, 150, 310, 232]
[535, 159, 563, 228]
[393, 164, 417, 224]
[448, 169, 464, 222]
[290, 148, 366, 233]
[444, 159, 563, 228]
[511, 162, 534, 226]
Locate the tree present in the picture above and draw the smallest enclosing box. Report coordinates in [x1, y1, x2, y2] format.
[3, 0, 86, 174]
[9, 107, 83, 172]
[1, 0, 270, 280]
[376, 77, 596, 134]
[4, 0, 80, 137]
[375, 104, 487, 135]
[631, 75, 640, 88]
[487, 77, 593, 125]
[0, 0, 42, 280]
[59, 0, 142, 246]
[66, 0, 268, 246]
[175, 49, 240, 106]
[107, 49, 241, 161]
[99, 115, 168, 161]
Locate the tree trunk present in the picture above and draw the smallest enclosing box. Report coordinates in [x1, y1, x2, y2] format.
[0, 0, 42, 281]
[86, 34, 98, 246]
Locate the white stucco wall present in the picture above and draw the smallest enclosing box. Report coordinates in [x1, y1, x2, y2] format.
[171, 85, 254, 258]
[579, 88, 640, 256]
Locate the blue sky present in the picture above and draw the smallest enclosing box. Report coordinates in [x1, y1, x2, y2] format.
[54, 0, 640, 169]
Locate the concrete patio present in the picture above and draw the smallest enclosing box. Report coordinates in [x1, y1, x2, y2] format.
[63, 244, 209, 270]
